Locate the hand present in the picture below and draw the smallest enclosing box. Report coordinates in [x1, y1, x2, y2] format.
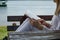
[30, 18, 51, 29]
[38, 19, 45, 24]
[30, 19, 43, 30]
[38, 19, 51, 28]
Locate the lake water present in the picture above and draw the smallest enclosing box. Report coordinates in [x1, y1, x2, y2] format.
[0, 1, 56, 26]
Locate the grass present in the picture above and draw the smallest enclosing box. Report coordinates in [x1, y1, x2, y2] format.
[0, 26, 7, 40]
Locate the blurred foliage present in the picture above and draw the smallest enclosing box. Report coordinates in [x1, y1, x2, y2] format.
[0, 26, 7, 40]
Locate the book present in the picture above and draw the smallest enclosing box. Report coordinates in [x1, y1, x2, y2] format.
[25, 10, 41, 20]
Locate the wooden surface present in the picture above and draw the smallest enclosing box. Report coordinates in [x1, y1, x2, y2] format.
[7, 15, 53, 21]
[8, 30, 60, 40]
[7, 15, 53, 31]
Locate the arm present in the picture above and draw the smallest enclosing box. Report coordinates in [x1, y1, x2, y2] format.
[37, 19, 52, 28]
[30, 19, 52, 30]
[30, 19, 43, 30]
[41, 21, 51, 28]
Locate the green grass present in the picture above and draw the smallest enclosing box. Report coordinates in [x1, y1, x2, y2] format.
[0, 26, 7, 40]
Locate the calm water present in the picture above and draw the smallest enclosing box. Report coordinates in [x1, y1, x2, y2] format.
[0, 1, 56, 26]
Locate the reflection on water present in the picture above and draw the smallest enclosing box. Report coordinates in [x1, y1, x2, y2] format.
[7, 1, 55, 16]
[0, 7, 7, 14]
[0, 1, 56, 26]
